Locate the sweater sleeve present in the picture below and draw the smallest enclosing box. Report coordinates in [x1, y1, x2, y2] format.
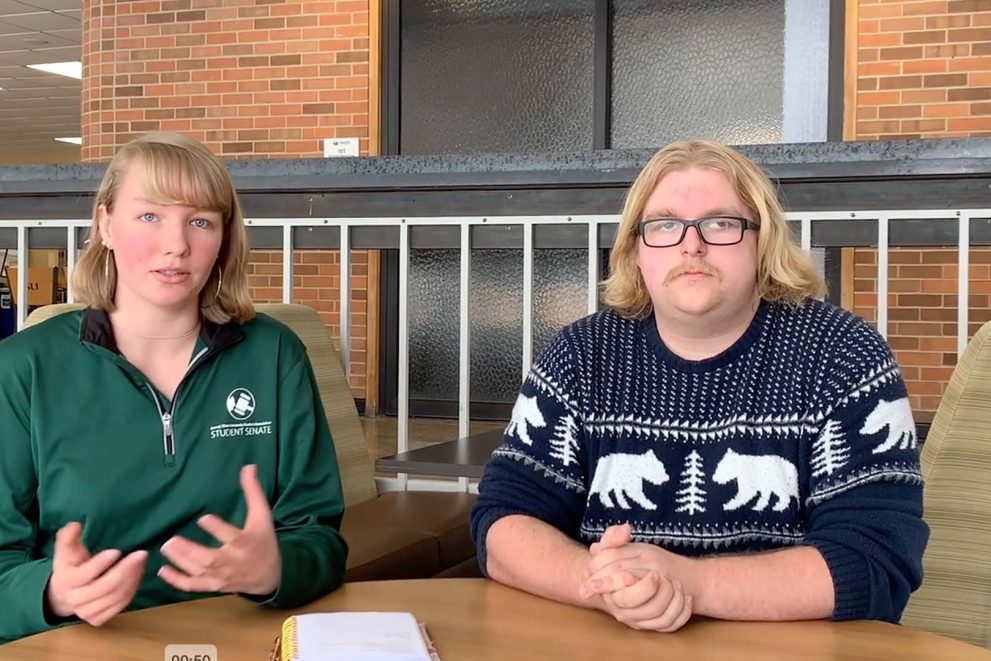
[470, 330, 590, 576]
[0, 343, 60, 642]
[801, 322, 929, 623]
[246, 345, 348, 608]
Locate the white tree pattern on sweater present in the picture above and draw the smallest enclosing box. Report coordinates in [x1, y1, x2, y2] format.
[675, 450, 707, 515]
[549, 413, 580, 467]
[811, 420, 850, 477]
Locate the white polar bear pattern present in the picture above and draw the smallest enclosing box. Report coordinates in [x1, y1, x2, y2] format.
[861, 397, 917, 455]
[712, 448, 799, 512]
[506, 394, 546, 446]
[589, 450, 669, 511]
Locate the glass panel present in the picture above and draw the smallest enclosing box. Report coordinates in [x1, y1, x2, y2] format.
[611, 0, 785, 148]
[533, 248, 588, 356]
[470, 249, 523, 404]
[409, 249, 460, 401]
[409, 247, 589, 405]
[401, 0, 595, 154]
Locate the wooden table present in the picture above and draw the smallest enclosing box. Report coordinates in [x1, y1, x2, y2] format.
[3, 578, 990, 660]
[375, 429, 504, 478]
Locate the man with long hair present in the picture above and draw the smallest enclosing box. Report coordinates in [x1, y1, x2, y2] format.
[471, 139, 928, 631]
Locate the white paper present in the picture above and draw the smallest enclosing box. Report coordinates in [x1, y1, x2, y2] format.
[295, 612, 431, 661]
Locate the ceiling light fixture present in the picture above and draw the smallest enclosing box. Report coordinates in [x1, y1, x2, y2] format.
[55, 137, 82, 145]
[26, 61, 82, 79]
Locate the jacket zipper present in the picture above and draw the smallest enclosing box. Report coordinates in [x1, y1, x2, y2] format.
[149, 346, 210, 467]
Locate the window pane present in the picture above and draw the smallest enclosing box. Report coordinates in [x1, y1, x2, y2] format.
[401, 0, 595, 154]
[611, 0, 785, 148]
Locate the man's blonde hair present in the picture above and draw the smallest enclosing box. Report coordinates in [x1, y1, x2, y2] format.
[72, 132, 254, 324]
[601, 139, 826, 318]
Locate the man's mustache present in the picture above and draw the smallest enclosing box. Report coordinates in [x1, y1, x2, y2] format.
[663, 262, 719, 285]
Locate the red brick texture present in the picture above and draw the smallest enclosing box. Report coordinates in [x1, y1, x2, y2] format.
[850, 248, 991, 423]
[248, 249, 369, 395]
[856, 0, 991, 139]
[81, 0, 370, 162]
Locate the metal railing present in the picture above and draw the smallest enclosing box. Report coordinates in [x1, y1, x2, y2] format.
[5, 208, 990, 490]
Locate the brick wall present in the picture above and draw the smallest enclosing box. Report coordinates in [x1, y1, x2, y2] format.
[248, 250, 369, 396]
[81, 0, 370, 161]
[80, 0, 373, 400]
[855, 0, 991, 139]
[851, 1, 991, 424]
[851, 248, 991, 423]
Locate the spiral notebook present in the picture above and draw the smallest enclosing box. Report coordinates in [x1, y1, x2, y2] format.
[268, 612, 441, 661]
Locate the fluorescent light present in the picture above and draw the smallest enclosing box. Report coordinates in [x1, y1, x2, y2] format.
[55, 137, 82, 145]
[26, 61, 82, 79]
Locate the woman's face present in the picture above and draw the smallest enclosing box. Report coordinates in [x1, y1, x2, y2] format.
[98, 162, 224, 315]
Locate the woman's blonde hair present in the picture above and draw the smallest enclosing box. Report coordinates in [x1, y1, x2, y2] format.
[601, 139, 826, 318]
[72, 131, 254, 324]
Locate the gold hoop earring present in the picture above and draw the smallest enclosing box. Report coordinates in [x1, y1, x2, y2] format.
[203, 265, 223, 307]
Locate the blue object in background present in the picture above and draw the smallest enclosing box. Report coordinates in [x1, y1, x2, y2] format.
[0, 286, 15, 340]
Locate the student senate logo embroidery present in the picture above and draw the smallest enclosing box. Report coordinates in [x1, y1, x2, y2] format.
[226, 388, 256, 421]
[209, 387, 273, 440]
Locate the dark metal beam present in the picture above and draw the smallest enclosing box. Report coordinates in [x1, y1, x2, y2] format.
[827, 0, 845, 142]
[593, 0, 612, 150]
[4, 139, 991, 196]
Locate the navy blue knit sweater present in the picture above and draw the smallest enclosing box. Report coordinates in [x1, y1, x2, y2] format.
[470, 299, 929, 622]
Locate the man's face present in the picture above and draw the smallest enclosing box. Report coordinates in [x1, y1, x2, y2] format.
[636, 166, 759, 324]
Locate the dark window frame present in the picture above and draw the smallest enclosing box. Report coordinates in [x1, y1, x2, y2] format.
[379, 0, 845, 154]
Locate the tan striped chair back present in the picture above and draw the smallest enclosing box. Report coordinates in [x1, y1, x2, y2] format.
[22, 302, 83, 328]
[257, 304, 378, 506]
[23, 302, 379, 508]
[901, 320, 991, 649]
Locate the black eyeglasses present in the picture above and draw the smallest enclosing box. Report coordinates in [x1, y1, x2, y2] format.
[637, 216, 758, 248]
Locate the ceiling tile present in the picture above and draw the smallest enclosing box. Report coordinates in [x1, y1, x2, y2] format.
[0, 22, 32, 36]
[0, 3, 90, 159]
[1, 10, 79, 31]
[0, 1, 41, 12]
[43, 27, 77, 43]
[15, 0, 80, 11]
[26, 44, 79, 60]
[0, 30, 75, 49]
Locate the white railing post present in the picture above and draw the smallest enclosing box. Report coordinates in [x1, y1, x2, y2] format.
[521, 220, 534, 378]
[876, 215, 889, 339]
[587, 220, 599, 315]
[957, 212, 970, 357]
[340, 223, 351, 382]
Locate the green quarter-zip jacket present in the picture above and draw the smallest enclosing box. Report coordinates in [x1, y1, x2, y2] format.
[0, 308, 348, 642]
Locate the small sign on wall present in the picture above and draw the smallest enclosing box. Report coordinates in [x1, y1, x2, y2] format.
[323, 138, 360, 158]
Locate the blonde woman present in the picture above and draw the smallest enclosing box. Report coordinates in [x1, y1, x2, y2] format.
[471, 140, 927, 631]
[0, 133, 347, 642]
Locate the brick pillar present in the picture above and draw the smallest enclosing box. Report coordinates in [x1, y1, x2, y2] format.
[855, 1, 991, 139]
[81, 0, 370, 162]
